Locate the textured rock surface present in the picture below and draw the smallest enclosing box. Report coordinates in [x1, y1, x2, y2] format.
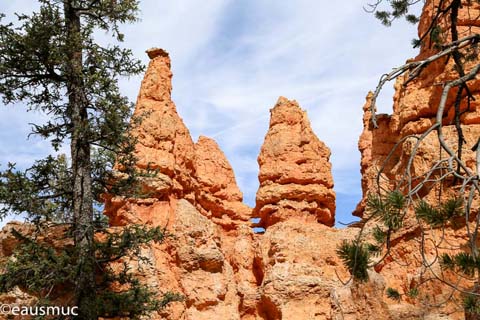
[103, 49, 250, 228]
[256, 221, 391, 320]
[100, 48, 388, 320]
[102, 49, 259, 320]
[193, 135, 251, 227]
[4, 2, 478, 316]
[0, 40, 441, 319]
[352, 1, 480, 318]
[355, 0, 480, 218]
[254, 97, 336, 228]
[131, 48, 196, 199]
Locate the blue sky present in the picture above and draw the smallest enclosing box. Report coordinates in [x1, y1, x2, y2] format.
[0, 1, 420, 226]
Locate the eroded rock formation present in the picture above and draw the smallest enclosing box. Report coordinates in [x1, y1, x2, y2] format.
[254, 97, 335, 228]
[2, 1, 479, 319]
[193, 135, 251, 226]
[99, 47, 382, 320]
[355, 0, 480, 217]
[101, 48, 261, 319]
[352, 0, 480, 318]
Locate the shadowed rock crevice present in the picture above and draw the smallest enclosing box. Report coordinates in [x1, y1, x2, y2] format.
[258, 295, 282, 320]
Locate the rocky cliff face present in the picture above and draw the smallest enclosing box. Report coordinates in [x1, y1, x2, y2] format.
[1, 1, 478, 319]
[355, 0, 480, 217]
[99, 47, 388, 320]
[352, 0, 480, 318]
[104, 1, 477, 317]
[102, 48, 259, 319]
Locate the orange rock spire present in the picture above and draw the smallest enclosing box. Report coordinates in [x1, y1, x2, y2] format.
[254, 97, 336, 227]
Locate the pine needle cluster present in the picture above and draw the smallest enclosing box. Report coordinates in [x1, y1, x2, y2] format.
[336, 240, 371, 282]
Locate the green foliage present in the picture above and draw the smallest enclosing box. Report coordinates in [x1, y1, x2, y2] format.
[415, 200, 441, 226]
[405, 14, 419, 24]
[385, 286, 419, 301]
[375, 11, 392, 26]
[366, 243, 381, 256]
[366, 190, 405, 230]
[0, 230, 75, 295]
[407, 287, 419, 299]
[0, 0, 148, 217]
[365, 193, 385, 217]
[95, 225, 170, 263]
[440, 253, 456, 271]
[337, 240, 370, 282]
[430, 25, 444, 47]
[464, 294, 480, 316]
[337, 190, 410, 282]
[415, 198, 463, 227]
[387, 190, 406, 209]
[454, 253, 477, 277]
[390, 0, 409, 16]
[465, 43, 480, 62]
[0, 156, 71, 222]
[411, 38, 422, 48]
[372, 225, 386, 244]
[440, 252, 480, 279]
[0, 0, 179, 318]
[368, 0, 449, 49]
[96, 285, 183, 319]
[371, 0, 419, 26]
[386, 287, 401, 301]
[0, 225, 183, 319]
[442, 198, 464, 219]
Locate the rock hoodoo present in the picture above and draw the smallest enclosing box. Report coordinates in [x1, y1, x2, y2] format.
[130, 47, 196, 200]
[99, 48, 370, 320]
[193, 135, 251, 227]
[254, 97, 336, 228]
[1, 1, 479, 318]
[102, 48, 259, 319]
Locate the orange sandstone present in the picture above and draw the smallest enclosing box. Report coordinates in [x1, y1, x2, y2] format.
[254, 97, 336, 228]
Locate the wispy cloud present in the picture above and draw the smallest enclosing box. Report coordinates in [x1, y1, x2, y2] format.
[0, 0, 421, 225]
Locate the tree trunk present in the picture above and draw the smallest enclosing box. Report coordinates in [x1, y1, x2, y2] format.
[64, 1, 96, 318]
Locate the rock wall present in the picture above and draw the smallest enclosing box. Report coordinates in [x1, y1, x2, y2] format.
[99, 48, 388, 320]
[1, 1, 479, 319]
[351, 0, 480, 318]
[355, 0, 480, 217]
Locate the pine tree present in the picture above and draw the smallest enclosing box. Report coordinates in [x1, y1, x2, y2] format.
[0, 1, 181, 318]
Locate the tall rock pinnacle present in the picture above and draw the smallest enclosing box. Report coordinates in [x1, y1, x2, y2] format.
[105, 48, 250, 227]
[254, 97, 336, 228]
[102, 48, 257, 319]
[131, 48, 196, 199]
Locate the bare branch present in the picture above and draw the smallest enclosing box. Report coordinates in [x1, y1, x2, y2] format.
[369, 34, 480, 128]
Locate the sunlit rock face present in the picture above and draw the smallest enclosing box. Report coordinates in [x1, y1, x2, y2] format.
[352, 1, 480, 319]
[100, 48, 388, 320]
[4, 2, 479, 318]
[355, 0, 480, 218]
[99, 48, 257, 319]
[254, 97, 336, 228]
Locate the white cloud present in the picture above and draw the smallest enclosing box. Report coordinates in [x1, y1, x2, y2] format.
[0, 0, 422, 224]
